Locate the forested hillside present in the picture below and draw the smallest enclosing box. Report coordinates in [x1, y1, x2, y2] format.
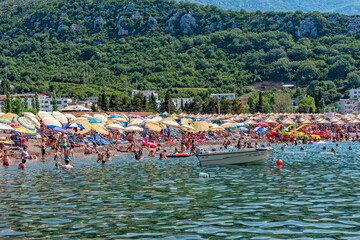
[0, 0, 360, 109]
[185, 0, 360, 15]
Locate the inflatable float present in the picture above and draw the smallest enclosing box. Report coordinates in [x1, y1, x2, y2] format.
[142, 135, 157, 148]
[166, 153, 190, 158]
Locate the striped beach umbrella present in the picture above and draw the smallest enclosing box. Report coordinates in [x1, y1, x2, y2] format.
[13, 117, 37, 132]
[0, 117, 11, 123]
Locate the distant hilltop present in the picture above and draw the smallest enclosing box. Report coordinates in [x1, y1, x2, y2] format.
[184, 0, 360, 15]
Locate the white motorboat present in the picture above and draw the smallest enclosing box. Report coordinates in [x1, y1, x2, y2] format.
[196, 148, 273, 166]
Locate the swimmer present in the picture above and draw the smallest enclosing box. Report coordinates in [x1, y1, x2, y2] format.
[148, 150, 156, 157]
[300, 147, 304, 151]
[331, 148, 337, 155]
[134, 148, 144, 161]
[323, 146, 326, 150]
[281, 146, 284, 151]
[349, 146, 352, 151]
[62, 159, 73, 169]
[159, 152, 167, 160]
[18, 159, 26, 170]
[54, 148, 61, 169]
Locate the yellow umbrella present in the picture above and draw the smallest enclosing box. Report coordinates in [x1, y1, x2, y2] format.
[194, 121, 210, 132]
[24, 115, 40, 129]
[2, 113, 18, 121]
[181, 118, 191, 126]
[221, 123, 235, 128]
[145, 122, 162, 132]
[90, 123, 109, 135]
[181, 125, 196, 132]
[42, 117, 62, 127]
[209, 126, 224, 131]
[13, 126, 37, 135]
[161, 117, 176, 123]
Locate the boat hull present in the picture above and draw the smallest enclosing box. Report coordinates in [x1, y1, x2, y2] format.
[197, 148, 273, 166]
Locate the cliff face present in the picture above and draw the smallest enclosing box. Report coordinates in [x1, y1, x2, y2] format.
[1, 0, 359, 42]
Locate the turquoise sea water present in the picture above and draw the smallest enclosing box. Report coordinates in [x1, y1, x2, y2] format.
[1, 142, 360, 239]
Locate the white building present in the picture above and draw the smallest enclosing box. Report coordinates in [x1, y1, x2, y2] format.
[210, 93, 235, 100]
[132, 90, 158, 101]
[87, 96, 98, 104]
[349, 89, 360, 99]
[282, 84, 296, 91]
[337, 99, 360, 114]
[172, 98, 193, 109]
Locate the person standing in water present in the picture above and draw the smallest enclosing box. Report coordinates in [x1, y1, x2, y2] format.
[18, 159, 26, 170]
[62, 159, 73, 170]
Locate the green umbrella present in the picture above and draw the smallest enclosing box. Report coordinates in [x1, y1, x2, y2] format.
[0, 117, 11, 123]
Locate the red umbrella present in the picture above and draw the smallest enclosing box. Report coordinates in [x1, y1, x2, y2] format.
[255, 122, 268, 126]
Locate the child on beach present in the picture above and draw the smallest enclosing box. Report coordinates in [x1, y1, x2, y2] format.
[22, 146, 38, 160]
[2, 150, 15, 167]
[54, 148, 61, 169]
[41, 140, 46, 159]
[18, 159, 26, 170]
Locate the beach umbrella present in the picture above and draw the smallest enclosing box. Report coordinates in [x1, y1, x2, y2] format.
[36, 111, 52, 121]
[181, 118, 191, 126]
[108, 115, 120, 119]
[68, 119, 91, 134]
[118, 113, 129, 122]
[107, 124, 125, 131]
[244, 119, 257, 125]
[160, 112, 169, 117]
[13, 117, 37, 132]
[12, 126, 37, 135]
[194, 121, 210, 132]
[221, 123, 235, 128]
[88, 118, 101, 123]
[42, 117, 62, 127]
[113, 117, 128, 123]
[282, 118, 295, 125]
[64, 123, 85, 130]
[128, 119, 144, 126]
[123, 126, 144, 132]
[238, 127, 249, 131]
[64, 114, 76, 121]
[145, 122, 162, 132]
[0, 124, 14, 131]
[2, 113, 18, 121]
[0, 117, 11, 123]
[47, 125, 68, 133]
[90, 123, 109, 135]
[22, 112, 36, 118]
[209, 125, 224, 131]
[81, 114, 93, 118]
[255, 122, 268, 126]
[52, 111, 68, 125]
[181, 125, 196, 132]
[162, 120, 180, 128]
[24, 115, 40, 129]
[237, 122, 249, 127]
[93, 114, 107, 124]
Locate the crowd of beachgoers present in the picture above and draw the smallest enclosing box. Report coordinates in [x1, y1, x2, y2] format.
[0, 111, 358, 170]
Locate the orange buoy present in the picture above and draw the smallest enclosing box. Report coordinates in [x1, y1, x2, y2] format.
[276, 158, 283, 166]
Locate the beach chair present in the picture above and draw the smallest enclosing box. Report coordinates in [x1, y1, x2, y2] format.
[92, 134, 110, 145]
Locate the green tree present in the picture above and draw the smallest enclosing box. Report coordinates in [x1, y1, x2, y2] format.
[160, 90, 176, 113]
[149, 93, 157, 112]
[23, 95, 29, 110]
[255, 91, 264, 113]
[91, 102, 98, 112]
[298, 96, 316, 113]
[13, 96, 22, 115]
[35, 93, 40, 112]
[52, 91, 58, 111]
[347, 71, 360, 89]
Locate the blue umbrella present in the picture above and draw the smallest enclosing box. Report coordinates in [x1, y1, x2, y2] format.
[238, 127, 249, 131]
[160, 113, 169, 117]
[88, 118, 101, 123]
[64, 123, 85, 130]
[47, 125, 68, 133]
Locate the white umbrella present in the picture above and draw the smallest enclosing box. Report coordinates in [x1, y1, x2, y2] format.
[93, 114, 107, 125]
[0, 124, 14, 131]
[52, 111, 68, 125]
[123, 126, 144, 132]
[128, 119, 144, 126]
[36, 111, 52, 121]
[162, 120, 180, 128]
[107, 124, 125, 130]
[180, 125, 196, 131]
[113, 118, 128, 123]
[81, 114, 93, 118]
[42, 117, 62, 127]
[64, 114, 76, 121]
[22, 112, 36, 118]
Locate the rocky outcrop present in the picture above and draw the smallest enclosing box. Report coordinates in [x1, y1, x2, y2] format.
[93, 16, 105, 30]
[179, 14, 197, 34]
[347, 17, 360, 34]
[296, 17, 318, 37]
